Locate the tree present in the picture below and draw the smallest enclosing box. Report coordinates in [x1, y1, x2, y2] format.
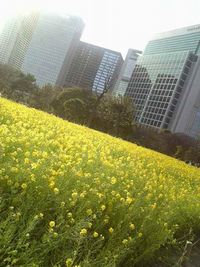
[87, 71, 115, 127]
[93, 95, 135, 138]
[0, 64, 38, 104]
[31, 84, 61, 112]
[51, 87, 95, 124]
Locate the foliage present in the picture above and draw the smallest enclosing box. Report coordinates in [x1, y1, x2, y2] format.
[93, 95, 135, 138]
[1, 98, 200, 266]
[51, 87, 95, 124]
[0, 64, 38, 104]
[32, 84, 61, 112]
[0, 63, 199, 166]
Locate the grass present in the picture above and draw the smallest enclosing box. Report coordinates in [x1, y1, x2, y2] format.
[0, 98, 200, 267]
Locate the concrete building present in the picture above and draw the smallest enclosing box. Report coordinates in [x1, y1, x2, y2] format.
[0, 12, 84, 87]
[63, 41, 123, 93]
[113, 49, 142, 96]
[125, 24, 200, 138]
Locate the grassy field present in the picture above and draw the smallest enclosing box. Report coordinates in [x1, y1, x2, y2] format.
[0, 98, 200, 267]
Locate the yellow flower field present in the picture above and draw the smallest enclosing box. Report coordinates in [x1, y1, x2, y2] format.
[0, 98, 200, 266]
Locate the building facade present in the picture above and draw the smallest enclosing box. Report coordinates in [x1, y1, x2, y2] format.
[126, 24, 200, 138]
[0, 13, 39, 69]
[170, 56, 200, 138]
[63, 41, 123, 93]
[0, 12, 84, 87]
[113, 49, 142, 96]
[21, 13, 84, 86]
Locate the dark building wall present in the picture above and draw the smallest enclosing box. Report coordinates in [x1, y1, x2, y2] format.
[63, 41, 104, 90]
[63, 41, 123, 92]
[56, 18, 85, 87]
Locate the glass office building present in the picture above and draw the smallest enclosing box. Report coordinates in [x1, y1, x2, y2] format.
[126, 24, 200, 133]
[113, 49, 142, 96]
[22, 13, 84, 86]
[0, 13, 39, 69]
[0, 12, 84, 87]
[144, 25, 200, 55]
[92, 51, 123, 94]
[128, 51, 194, 129]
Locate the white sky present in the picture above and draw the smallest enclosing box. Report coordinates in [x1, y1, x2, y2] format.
[1, 0, 200, 57]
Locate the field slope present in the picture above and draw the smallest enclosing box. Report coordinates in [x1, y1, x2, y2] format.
[0, 98, 200, 267]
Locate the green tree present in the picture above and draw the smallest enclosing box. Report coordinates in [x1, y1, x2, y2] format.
[0, 64, 38, 104]
[32, 84, 60, 112]
[51, 87, 95, 124]
[94, 95, 135, 138]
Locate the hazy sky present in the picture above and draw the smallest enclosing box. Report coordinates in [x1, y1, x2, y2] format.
[1, 0, 200, 57]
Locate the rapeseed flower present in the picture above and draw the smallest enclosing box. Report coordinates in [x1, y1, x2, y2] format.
[80, 229, 87, 236]
[49, 221, 55, 228]
[109, 227, 114, 234]
[21, 183, 27, 190]
[93, 231, 99, 238]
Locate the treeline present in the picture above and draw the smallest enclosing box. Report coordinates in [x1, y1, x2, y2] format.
[1, 64, 200, 166]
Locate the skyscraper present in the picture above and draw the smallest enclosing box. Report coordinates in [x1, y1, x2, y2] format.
[63, 41, 123, 93]
[0, 12, 84, 87]
[0, 12, 39, 69]
[113, 49, 142, 96]
[21, 13, 84, 86]
[126, 24, 200, 137]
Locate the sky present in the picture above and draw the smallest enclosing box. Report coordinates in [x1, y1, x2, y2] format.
[1, 0, 200, 57]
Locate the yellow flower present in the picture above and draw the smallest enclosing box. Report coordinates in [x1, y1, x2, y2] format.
[129, 223, 135, 230]
[93, 231, 99, 238]
[21, 183, 27, 190]
[53, 187, 59, 194]
[61, 201, 65, 207]
[138, 232, 143, 238]
[86, 209, 92, 216]
[122, 239, 128, 245]
[111, 177, 117, 185]
[101, 205, 106, 211]
[67, 212, 73, 218]
[88, 222, 92, 228]
[49, 181, 55, 188]
[72, 192, 78, 198]
[25, 151, 30, 157]
[126, 197, 133, 205]
[49, 221, 55, 228]
[24, 158, 29, 164]
[80, 192, 86, 198]
[104, 218, 109, 224]
[80, 228, 87, 236]
[109, 227, 114, 234]
[53, 232, 58, 238]
[66, 258, 73, 267]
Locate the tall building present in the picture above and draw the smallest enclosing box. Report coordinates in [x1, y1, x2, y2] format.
[21, 13, 84, 86]
[63, 41, 123, 93]
[126, 24, 200, 137]
[170, 56, 200, 138]
[0, 12, 84, 86]
[113, 49, 142, 96]
[0, 13, 39, 69]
